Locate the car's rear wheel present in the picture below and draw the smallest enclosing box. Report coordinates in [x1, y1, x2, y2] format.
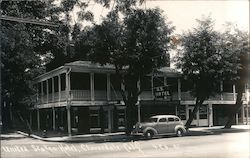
[145, 130, 154, 139]
[176, 128, 184, 137]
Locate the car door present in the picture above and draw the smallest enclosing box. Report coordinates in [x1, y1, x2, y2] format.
[167, 117, 176, 133]
[157, 117, 168, 134]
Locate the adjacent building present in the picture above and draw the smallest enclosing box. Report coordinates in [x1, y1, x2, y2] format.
[30, 61, 249, 136]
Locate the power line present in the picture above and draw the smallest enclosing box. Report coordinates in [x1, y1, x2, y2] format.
[0, 15, 59, 27]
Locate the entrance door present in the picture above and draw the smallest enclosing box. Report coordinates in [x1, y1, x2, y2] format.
[103, 107, 113, 133]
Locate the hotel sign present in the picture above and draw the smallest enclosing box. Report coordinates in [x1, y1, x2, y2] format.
[153, 86, 171, 99]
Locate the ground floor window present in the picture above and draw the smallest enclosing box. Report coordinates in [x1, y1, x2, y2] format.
[117, 107, 126, 131]
[199, 105, 208, 119]
[89, 107, 101, 133]
[178, 105, 186, 120]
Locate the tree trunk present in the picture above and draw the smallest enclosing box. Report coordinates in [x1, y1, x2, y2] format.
[185, 98, 204, 129]
[224, 86, 244, 129]
[125, 100, 137, 135]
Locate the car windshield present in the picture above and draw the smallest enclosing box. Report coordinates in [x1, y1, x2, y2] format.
[147, 117, 158, 122]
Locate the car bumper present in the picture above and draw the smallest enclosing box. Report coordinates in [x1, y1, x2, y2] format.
[131, 130, 144, 136]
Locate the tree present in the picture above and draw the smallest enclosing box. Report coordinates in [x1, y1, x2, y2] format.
[176, 17, 242, 129]
[86, 8, 174, 134]
[0, 0, 93, 130]
[1, 1, 51, 130]
[222, 24, 249, 128]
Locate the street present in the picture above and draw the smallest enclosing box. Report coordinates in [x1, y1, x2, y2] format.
[1, 129, 250, 158]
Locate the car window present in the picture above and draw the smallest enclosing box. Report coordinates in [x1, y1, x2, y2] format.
[148, 118, 158, 122]
[159, 118, 167, 122]
[175, 118, 180, 121]
[168, 118, 175, 122]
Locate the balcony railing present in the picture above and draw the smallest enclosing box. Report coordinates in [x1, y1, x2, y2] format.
[36, 89, 246, 105]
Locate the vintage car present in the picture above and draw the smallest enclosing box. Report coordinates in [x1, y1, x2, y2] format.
[131, 115, 186, 138]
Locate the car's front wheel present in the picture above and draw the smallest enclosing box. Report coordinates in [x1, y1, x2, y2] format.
[176, 128, 184, 137]
[144, 130, 154, 139]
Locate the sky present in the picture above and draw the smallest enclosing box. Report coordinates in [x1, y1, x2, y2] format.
[71, 0, 249, 67]
[77, 0, 249, 34]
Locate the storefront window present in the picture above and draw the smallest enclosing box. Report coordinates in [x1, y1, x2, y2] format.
[117, 109, 126, 131]
[178, 105, 186, 120]
[199, 105, 208, 119]
[89, 109, 100, 128]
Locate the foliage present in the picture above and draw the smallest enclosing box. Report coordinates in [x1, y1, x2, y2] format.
[175, 16, 249, 128]
[84, 8, 174, 133]
[1, 1, 50, 108]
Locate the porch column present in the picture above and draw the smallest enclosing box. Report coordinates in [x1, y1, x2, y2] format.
[178, 78, 181, 100]
[245, 85, 249, 125]
[185, 105, 189, 120]
[58, 75, 61, 102]
[208, 103, 213, 127]
[37, 109, 40, 131]
[107, 74, 111, 101]
[246, 104, 249, 125]
[46, 80, 49, 103]
[52, 107, 56, 131]
[137, 79, 141, 123]
[29, 111, 32, 128]
[242, 104, 245, 124]
[164, 76, 167, 100]
[90, 73, 95, 102]
[233, 84, 236, 101]
[41, 82, 44, 103]
[236, 113, 239, 125]
[151, 75, 154, 99]
[52, 77, 55, 102]
[66, 71, 71, 136]
[220, 81, 223, 100]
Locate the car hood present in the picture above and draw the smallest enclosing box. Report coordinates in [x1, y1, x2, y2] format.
[136, 122, 156, 126]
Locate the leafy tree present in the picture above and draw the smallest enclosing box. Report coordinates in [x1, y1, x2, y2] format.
[1, 1, 50, 130]
[175, 17, 243, 129]
[0, 0, 93, 130]
[86, 8, 174, 134]
[221, 24, 249, 128]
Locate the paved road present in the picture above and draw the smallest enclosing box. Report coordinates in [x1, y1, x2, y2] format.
[1, 130, 249, 158]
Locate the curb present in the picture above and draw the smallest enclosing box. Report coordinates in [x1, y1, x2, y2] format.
[17, 131, 131, 142]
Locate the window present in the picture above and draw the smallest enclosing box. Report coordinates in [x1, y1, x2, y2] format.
[117, 109, 125, 129]
[199, 105, 208, 119]
[148, 118, 158, 122]
[110, 75, 121, 90]
[54, 76, 59, 92]
[178, 105, 186, 120]
[167, 78, 178, 92]
[48, 78, 52, 93]
[42, 81, 47, 95]
[70, 72, 90, 90]
[175, 118, 180, 122]
[94, 74, 107, 90]
[159, 118, 167, 122]
[153, 76, 164, 87]
[60, 73, 66, 91]
[223, 80, 233, 93]
[168, 118, 175, 122]
[89, 109, 100, 128]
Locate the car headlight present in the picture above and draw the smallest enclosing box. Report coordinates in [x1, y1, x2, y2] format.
[139, 125, 142, 129]
[133, 125, 136, 129]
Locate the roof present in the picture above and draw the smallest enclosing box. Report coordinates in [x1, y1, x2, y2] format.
[34, 61, 181, 82]
[150, 115, 179, 118]
[65, 61, 115, 69]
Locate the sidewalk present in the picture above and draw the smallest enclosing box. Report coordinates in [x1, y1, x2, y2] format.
[16, 125, 250, 142]
[17, 131, 130, 142]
